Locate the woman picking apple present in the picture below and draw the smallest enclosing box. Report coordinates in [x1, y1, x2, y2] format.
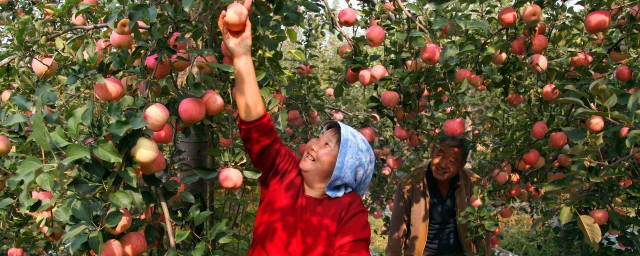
[218, 6, 375, 256]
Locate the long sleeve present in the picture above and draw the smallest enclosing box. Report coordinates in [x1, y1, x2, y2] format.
[334, 196, 371, 256]
[386, 183, 411, 256]
[238, 112, 300, 191]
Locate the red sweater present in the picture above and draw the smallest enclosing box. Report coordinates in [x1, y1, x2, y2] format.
[239, 112, 371, 256]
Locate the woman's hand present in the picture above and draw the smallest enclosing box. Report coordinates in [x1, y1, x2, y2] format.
[218, 11, 252, 60]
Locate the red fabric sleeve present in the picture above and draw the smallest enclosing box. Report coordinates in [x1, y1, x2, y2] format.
[238, 112, 301, 190]
[334, 196, 372, 255]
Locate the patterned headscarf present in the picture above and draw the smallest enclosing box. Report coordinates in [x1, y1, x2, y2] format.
[325, 121, 375, 198]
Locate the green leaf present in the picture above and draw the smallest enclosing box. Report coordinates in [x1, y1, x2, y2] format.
[242, 170, 261, 179]
[3, 114, 29, 126]
[88, 231, 103, 256]
[182, 0, 194, 12]
[289, 50, 306, 62]
[109, 190, 132, 208]
[440, 43, 459, 65]
[256, 69, 266, 82]
[31, 109, 51, 150]
[334, 83, 344, 98]
[50, 126, 71, 148]
[62, 144, 91, 165]
[63, 222, 88, 242]
[577, 215, 601, 251]
[604, 94, 617, 108]
[562, 127, 586, 142]
[628, 91, 639, 111]
[36, 173, 54, 192]
[92, 140, 122, 163]
[218, 235, 234, 244]
[54, 206, 72, 222]
[9, 95, 33, 111]
[71, 200, 92, 222]
[106, 209, 125, 228]
[559, 206, 573, 225]
[69, 233, 88, 254]
[286, 28, 297, 42]
[175, 229, 190, 244]
[206, 61, 235, 73]
[180, 192, 195, 203]
[0, 198, 15, 208]
[556, 97, 586, 107]
[194, 211, 212, 227]
[193, 167, 217, 180]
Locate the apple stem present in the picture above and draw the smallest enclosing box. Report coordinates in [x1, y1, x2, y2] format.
[156, 187, 176, 249]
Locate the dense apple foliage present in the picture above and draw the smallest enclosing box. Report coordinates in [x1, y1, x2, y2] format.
[0, 0, 639, 255]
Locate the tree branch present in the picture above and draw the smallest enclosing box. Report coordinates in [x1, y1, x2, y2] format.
[394, 0, 431, 40]
[155, 188, 176, 249]
[322, 0, 356, 46]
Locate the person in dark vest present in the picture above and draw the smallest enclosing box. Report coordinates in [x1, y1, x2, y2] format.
[386, 136, 490, 256]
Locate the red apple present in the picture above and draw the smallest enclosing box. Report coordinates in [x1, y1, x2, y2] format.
[522, 4, 542, 23]
[571, 52, 592, 68]
[386, 155, 403, 169]
[101, 239, 124, 256]
[530, 121, 548, 140]
[590, 209, 609, 225]
[491, 50, 508, 65]
[152, 124, 173, 144]
[120, 231, 147, 256]
[615, 65, 632, 82]
[443, 118, 465, 137]
[1, 89, 11, 102]
[586, 115, 604, 133]
[498, 7, 518, 28]
[0, 135, 11, 156]
[225, 2, 249, 32]
[338, 8, 357, 27]
[530, 34, 548, 53]
[7, 248, 26, 256]
[333, 111, 343, 121]
[490, 235, 500, 248]
[541, 84, 559, 101]
[499, 207, 513, 218]
[522, 149, 540, 165]
[510, 36, 526, 55]
[345, 68, 359, 84]
[169, 177, 185, 201]
[202, 90, 225, 115]
[407, 134, 421, 148]
[394, 125, 409, 140]
[110, 31, 133, 50]
[508, 185, 521, 197]
[405, 59, 421, 71]
[338, 43, 353, 59]
[493, 171, 509, 185]
[359, 127, 376, 143]
[145, 54, 171, 79]
[455, 68, 472, 84]
[106, 209, 132, 235]
[506, 92, 523, 107]
[620, 126, 630, 138]
[470, 195, 482, 208]
[168, 32, 187, 50]
[131, 137, 160, 164]
[557, 154, 572, 167]
[94, 77, 125, 101]
[549, 131, 567, 148]
[533, 156, 545, 169]
[195, 55, 217, 74]
[420, 43, 441, 65]
[115, 18, 133, 35]
[139, 150, 165, 175]
[178, 98, 206, 124]
[584, 10, 610, 34]
[170, 50, 191, 71]
[219, 168, 243, 189]
[371, 65, 388, 82]
[71, 11, 86, 26]
[31, 56, 57, 77]
[380, 91, 400, 108]
[325, 88, 334, 97]
[366, 25, 385, 47]
[373, 209, 384, 219]
[144, 103, 170, 131]
[528, 54, 548, 73]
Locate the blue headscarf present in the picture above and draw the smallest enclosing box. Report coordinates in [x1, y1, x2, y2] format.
[325, 122, 375, 198]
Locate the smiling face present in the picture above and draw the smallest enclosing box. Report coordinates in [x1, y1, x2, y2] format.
[299, 130, 340, 185]
[430, 144, 465, 184]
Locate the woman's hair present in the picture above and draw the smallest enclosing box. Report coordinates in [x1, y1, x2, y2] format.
[321, 120, 342, 147]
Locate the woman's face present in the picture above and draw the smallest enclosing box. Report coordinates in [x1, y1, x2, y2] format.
[299, 130, 340, 183]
